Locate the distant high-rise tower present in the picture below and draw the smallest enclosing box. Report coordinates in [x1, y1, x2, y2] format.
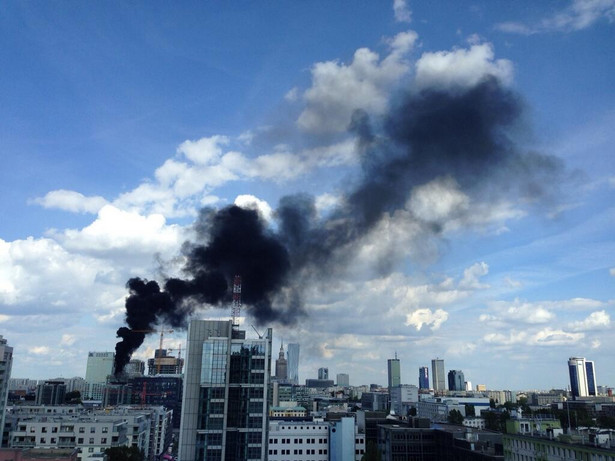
[432, 358, 445, 392]
[178, 320, 272, 461]
[448, 370, 465, 391]
[85, 351, 114, 383]
[147, 349, 184, 375]
[337, 373, 350, 387]
[287, 343, 300, 384]
[0, 336, 13, 442]
[388, 355, 401, 389]
[568, 357, 597, 399]
[275, 342, 288, 380]
[419, 366, 429, 389]
[318, 367, 329, 380]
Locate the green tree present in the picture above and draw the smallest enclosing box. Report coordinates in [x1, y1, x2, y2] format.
[448, 409, 464, 425]
[465, 404, 475, 417]
[361, 441, 381, 461]
[105, 446, 144, 461]
[64, 390, 82, 404]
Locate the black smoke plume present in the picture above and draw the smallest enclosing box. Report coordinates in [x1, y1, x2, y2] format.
[114, 76, 567, 374]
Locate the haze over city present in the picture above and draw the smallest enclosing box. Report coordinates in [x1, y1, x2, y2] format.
[0, 1, 613, 391]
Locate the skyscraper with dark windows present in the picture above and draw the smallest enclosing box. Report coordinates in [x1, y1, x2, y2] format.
[448, 370, 465, 391]
[287, 343, 300, 384]
[568, 357, 597, 399]
[318, 367, 329, 380]
[431, 358, 445, 392]
[419, 366, 429, 389]
[178, 320, 272, 461]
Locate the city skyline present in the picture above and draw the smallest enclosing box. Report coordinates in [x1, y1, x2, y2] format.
[0, 1, 614, 389]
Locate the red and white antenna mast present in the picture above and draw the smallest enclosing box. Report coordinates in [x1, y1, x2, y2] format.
[231, 275, 242, 328]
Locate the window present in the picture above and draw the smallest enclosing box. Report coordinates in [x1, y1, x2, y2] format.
[78, 438, 84, 444]
[89, 438, 94, 444]
[52, 427, 58, 433]
[40, 438, 46, 444]
[102, 427, 108, 433]
[90, 427, 95, 433]
[101, 438, 107, 444]
[88, 448, 94, 453]
[41, 428, 47, 433]
[79, 427, 85, 433]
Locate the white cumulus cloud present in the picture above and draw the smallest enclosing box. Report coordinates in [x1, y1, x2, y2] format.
[405, 308, 449, 330]
[298, 30, 418, 132]
[32, 190, 108, 214]
[415, 43, 513, 92]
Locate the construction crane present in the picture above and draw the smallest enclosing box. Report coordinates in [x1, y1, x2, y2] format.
[128, 328, 174, 374]
[231, 275, 242, 328]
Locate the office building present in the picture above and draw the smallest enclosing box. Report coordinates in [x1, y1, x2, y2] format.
[387, 356, 401, 390]
[318, 367, 329, 380]
[147, 349, 183, 375]
[419, 366, 429, 390]
[85, 352, 114, 384]
[568, 357, 597, 399]
[35, 381, 66, 405]
[178, 320, 272, 461]
[0, 336, 13, 444]
[390, 384, 418, 416]
[337, 373, 350, 387]
[275, 343, 288, 380]
[448, 370, 465, 392]
[431, 358, 445, 392]
[130, 375, 183, 429]
[287, 343, 300, 384]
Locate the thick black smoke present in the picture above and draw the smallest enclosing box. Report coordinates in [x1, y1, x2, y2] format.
[114, 76, 566, 374]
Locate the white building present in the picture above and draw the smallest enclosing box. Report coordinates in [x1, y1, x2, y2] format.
[463, 417, 486, 429]
[9, 415, 131, 461]
[390, 384, 418, 417]
[268, 418, 366, 461]
[6, 405, 172, 461]
[417, 398, 466, 422]
[0, 336, 14, 442]
[268, 420, 329, 461]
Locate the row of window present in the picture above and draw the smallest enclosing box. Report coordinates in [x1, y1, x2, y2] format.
[269, 448, 328, 455]
[38, 437, 108, 444]
[29, 426, 109, 434]
[270, 437, 327, 444]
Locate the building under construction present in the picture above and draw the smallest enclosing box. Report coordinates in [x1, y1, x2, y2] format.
[147, 349, 184, 375]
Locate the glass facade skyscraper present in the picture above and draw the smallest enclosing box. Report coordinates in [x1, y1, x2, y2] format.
[447, 370, 465, 391]
[419, 366, 429, 389]
[179, 320, 272, 461]
[287, 343, 300, 384]
[568, 357, 597, 399]
[388, 357, 401, 389]
[431, 358, 445, 392]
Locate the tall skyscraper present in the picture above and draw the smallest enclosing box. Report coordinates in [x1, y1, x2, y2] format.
[418, 366, 429, 389]
[431, 358, 445, 392]
[337, 373, 350, 387]
[388, 355, 401, 389]
[447, 370, 465, 391]
[0, 336, 13, 442]
[287, 343, 300, 384]
[275, 342, 288, 380]
[179, 320, 272, 461]
[568, 357, 597, 399]
[85, 351, 115, 383]
[318, 367, 329, 380]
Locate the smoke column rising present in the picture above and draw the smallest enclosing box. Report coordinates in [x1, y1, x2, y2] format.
[114, 76, 566, 375]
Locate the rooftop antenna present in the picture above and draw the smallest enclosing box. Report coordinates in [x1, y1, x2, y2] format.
[231, 275, 242, 328]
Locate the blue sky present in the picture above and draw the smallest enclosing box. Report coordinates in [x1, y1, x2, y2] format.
[1, 1, 613, 391]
